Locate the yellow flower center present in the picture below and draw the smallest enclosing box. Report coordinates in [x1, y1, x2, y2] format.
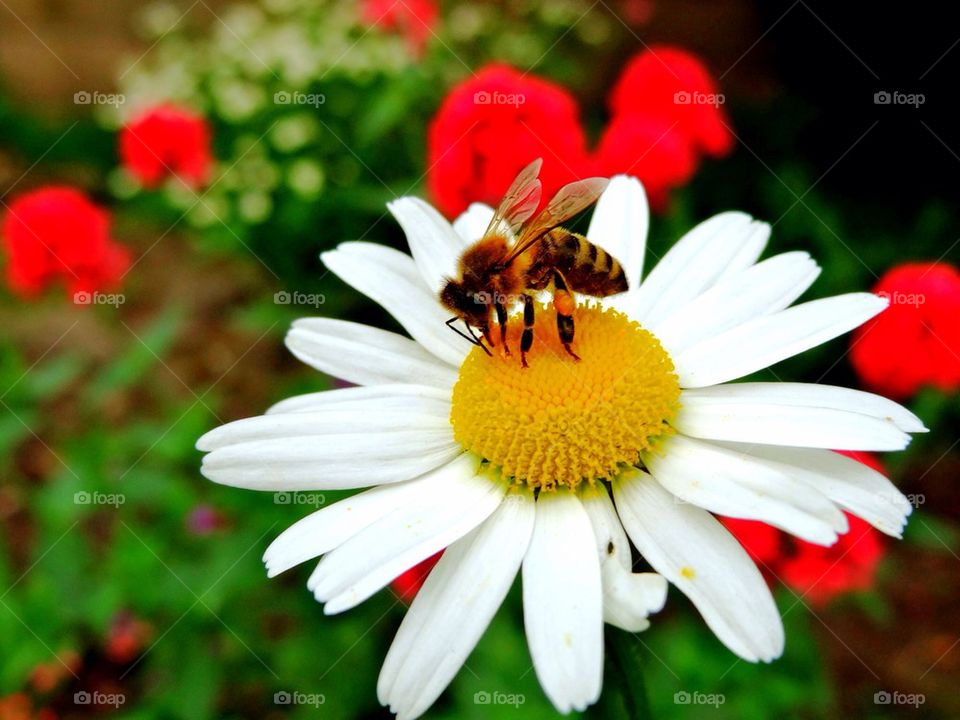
[450, 304, 681, 489]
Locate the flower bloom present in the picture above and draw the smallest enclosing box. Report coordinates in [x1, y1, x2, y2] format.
[185, 504, 228, 536]
[595, 46, 733, 210]
[722, 452, 888, 607]
[105, 611, 154, 664]
[594, 114, 698, 210]
[361, 0, 438, 57]
[29, 650, 81, 694]
[1, 186, 129, 297]
[119, 104, 213, 189]
[198, 170, 923, 718]
[850, 262, 960, 399]
[427, 64, 591, 218]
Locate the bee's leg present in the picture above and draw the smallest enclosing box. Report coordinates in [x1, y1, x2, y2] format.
[495, 300, 511, 356]
[520, 294, 535, 368]
[478, 322, 494, 356]
[553, 271, 580, 361]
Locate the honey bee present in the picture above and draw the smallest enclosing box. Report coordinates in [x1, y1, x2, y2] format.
[440, 158, 629, 367]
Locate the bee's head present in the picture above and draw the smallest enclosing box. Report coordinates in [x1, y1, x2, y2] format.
[440, 279, 493, 354]
[440, 279, 490, 324]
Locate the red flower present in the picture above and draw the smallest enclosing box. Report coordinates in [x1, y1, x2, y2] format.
[29, 650, 81, 694]
[105, 611, 153, 664]
[119, 104, 213, 189]
[618, 0, 654, 27]
[597, 45, 733, 210]
[607, 45, 733, 158]
[185, 504, 228, 536]
[724, 514, 885, 608]
[0, 693, 32, 720]
[722, 452, 888, 607]
[361, 0, 438, 57]
[850, 262, 960, 399]
[594, 114, 698, 210]
[427, 64, 591, 218]
[720, 517, 782, 572]
[778, 513, 884, 607]
[391, 551, 442, 602]
[2, 186, 129, 298]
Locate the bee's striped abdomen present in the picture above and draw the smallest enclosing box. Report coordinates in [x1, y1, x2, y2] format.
[545, 229, 628, 298]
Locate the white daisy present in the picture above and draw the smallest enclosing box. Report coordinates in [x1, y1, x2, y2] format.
[197, 173, 925, 718]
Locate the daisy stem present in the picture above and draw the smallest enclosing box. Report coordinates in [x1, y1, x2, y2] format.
[595, 628, 653, 720]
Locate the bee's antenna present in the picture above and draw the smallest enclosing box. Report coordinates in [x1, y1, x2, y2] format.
[445, 316, 481, 346]
[465, 320, 494, 356]
[445, 316, 494, 356]
[476, 335, 493, 357]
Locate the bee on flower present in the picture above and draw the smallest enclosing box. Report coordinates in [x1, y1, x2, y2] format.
[197, 161, 924, 718]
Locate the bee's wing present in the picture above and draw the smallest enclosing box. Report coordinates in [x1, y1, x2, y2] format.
[483, 158, 544, 240]
[499, 176, 609, 267]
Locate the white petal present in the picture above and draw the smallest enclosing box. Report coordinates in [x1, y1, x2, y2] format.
[309, 456, 506, 613]
[262, 470, 451, 577]
[581, 485, 667, 632]
[285, 318, 457, 388]
[645, 435, 847, 544]
[266, 383, 450, 415]
[676, 401, 909, 452]
[713, 221, 770, 282]
[198, 405, 449, 452]
[675, 293, 888, 388]
[626, 212, 766, 324]
[522, 492, 603, 714]
[322, 242, 468, 366]
[579, 485, 635, 572]
[650, 252, 820, 355]
[586, 175, 648, 289]
[598, 565, 667, 633]
[614, 470, 784, 662]
[679, 382, 926, 433]
[452, 202, 494, 244]
[378, 492, 535, 720]
[388, 197, 465, 295]
[676, 383, 920, 450]
[718, 443, 914, 537]
[200, 430, 461, 491]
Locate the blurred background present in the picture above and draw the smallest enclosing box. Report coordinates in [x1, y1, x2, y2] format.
[0, 0, 958, 718]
